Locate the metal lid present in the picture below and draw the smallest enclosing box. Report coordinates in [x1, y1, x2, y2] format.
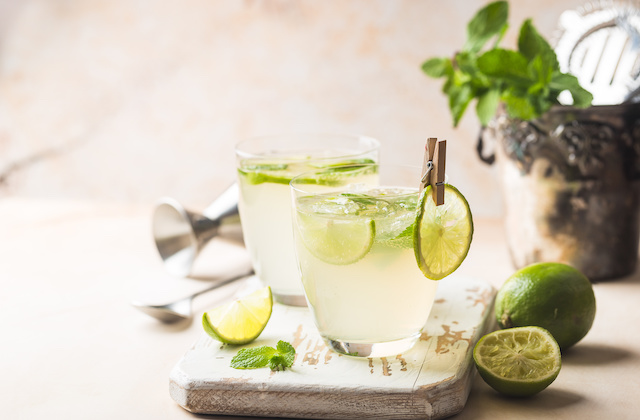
[554, 1, 640, 105]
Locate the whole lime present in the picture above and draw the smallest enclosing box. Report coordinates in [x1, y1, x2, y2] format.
[495, 262, 596, 350]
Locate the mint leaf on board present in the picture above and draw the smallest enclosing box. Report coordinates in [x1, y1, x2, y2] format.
[230, 346, 277, 369]
[268, 355, 289, 371]
[276, 340, 296, 357]
[230, 341, 296, 371]
[269, 342, 295, 371]
[463, 1, 509, 53]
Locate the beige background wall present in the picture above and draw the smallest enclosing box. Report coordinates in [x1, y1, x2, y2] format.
[0, 0, 586, 217]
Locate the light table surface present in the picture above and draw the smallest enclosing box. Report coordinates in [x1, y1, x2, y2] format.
[1, 197, 639, 419]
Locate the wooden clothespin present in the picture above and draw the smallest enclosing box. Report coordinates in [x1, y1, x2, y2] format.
[419, 137, 446, 206]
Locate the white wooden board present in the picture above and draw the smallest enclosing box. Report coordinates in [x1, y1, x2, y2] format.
[170, 277, 496, 419]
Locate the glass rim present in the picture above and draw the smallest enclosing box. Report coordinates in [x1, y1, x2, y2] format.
[289, 163, 424, 196]
[234, 133, 380, 161]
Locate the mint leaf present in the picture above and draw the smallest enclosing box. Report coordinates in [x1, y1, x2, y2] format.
[422, 57, 453, 78]
[231, 341, 296, 371]
[448, 83, 474, 127]
[395, 223, 414, 239]
[476, 88, 501, 126]
[477, 49, 530, 85]
[316, 158, 376, 169]
[455, 52, 480, 76]
[527, 56, 552, 94]
[503, 91, 537, 121]
[230, 346, 278, 369]
[464, 1, 509, 53]
[268, 355, 289, 371]
[276, 340, 296, 356]
[550, 73, 593, 107]
[340, 193, 380, 206]
[518, 19, 558, 71]
[269, 342, 295, 371]
[383, 222, 415, 250]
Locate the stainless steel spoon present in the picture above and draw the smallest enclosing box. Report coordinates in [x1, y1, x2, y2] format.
[131, 271, 253, 323]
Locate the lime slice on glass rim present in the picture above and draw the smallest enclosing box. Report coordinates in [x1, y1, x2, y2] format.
[473, 326, 562, 397]
[413, 184, 473, 280]
[202, 286, 273, 345]
[297, 214, 376, 265]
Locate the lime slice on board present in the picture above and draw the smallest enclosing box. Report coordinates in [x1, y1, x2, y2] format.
[413, 184, 473, 280]
[297, 214, 375, 265]
[202, 286, 273, 345]
[473, 326, 562, 397]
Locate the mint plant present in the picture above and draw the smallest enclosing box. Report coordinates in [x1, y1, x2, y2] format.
[422, 1, 592, 127]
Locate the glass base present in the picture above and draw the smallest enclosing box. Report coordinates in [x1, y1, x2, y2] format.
[273, 292, 307, 307]
[323, 332, 421, 358]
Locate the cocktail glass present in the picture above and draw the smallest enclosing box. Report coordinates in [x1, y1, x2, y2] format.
[290, 163, 439, 357]
[235, 134, 380, 306]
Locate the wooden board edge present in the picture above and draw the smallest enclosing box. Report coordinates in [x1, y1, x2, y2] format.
[170, 379, 439, 420]
[418, 291, 497, 419]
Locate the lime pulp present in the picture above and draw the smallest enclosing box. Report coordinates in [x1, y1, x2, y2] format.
[473, 326, 562, 397]
[202, 286, 273, 345]
[413, 184, 473, 280]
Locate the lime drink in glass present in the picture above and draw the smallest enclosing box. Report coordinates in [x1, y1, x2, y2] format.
[291, 164, 428, 357]
[235, 134, 379, 306]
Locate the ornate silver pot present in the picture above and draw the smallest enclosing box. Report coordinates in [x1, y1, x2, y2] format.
[480, 102, 640, 281]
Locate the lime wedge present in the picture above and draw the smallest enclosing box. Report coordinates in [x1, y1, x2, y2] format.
[473, 326, 562, 397]
[297, 214, 375, 265]
[202, 286, 273, 345]
[413, 184, 473, 280]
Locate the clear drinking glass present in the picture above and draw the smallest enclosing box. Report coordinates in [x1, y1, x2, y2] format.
[290, 163, 439, 357]
[235, 134, 380, 306]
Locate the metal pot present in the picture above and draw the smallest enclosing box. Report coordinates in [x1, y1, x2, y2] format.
[479, 102, 640, 281]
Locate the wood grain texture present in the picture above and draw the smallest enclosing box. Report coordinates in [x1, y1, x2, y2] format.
[170, 277, 496, 419]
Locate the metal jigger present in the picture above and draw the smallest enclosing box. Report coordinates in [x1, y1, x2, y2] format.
[152, 183, 243, 277]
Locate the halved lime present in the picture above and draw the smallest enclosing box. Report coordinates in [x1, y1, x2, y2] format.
[202, 286, 273, 345]
[297, 214, 375, 265]
[413, 184, 473, 280]
[473, 326, 562, 397]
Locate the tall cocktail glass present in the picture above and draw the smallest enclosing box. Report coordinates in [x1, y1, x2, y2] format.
[290, 164, 438, 357]
[235, 134, 380, 306]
